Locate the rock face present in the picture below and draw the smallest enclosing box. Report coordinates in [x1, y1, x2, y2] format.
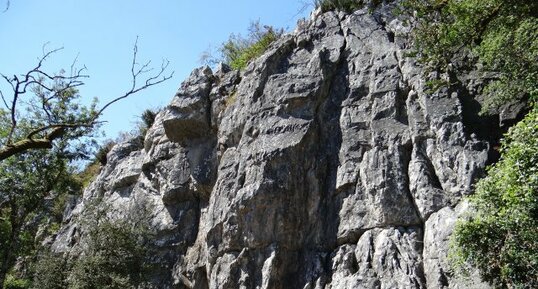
[54, 3, 508, 288]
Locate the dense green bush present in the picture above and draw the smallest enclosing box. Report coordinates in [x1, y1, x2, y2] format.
[452, 106, 538, 288]
[3, 275, 30, 289]
[402, 0, 538, 112]
[202, 21, 283, 71]
[314, 0, 380, 13]
[31, 252, 68, 289]
[137, 108, 158, 138]
[94, 141, 115, 166]
[68, 221, 148, 289]
[225, 29, 280, 70]
[31, 201, 155, 289]
[70, 200, 153, 289]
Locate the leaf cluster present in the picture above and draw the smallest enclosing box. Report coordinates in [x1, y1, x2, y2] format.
[3, 275, 30, 289]
[402, 0, 538, 112]
[452, 106, 538, 288]
[0, 149, 83, 289]
[32, 200, 156, 289]
[202, 21, 283, 71]
[314, 0, 382, 13]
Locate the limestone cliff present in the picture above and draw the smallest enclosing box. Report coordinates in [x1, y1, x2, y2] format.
[53, 2, 517, 288]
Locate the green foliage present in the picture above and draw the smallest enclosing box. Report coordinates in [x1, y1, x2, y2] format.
[402, 0, 538, 112]
[68, 223, 146, 288]
[31, 252, 68, 289]
[0, 148, 82, 284]
[452, 106, 538, 288]
[0, 215, 9, 255]
[314, 0, 380, 13]
[204, 21, 283, 71]
[141, 109, 157, 130]
[3, 275, 30, 289]
[68, 206, 153, 288]
[74, 161, 101, 191]
[31, 201, 155, 289]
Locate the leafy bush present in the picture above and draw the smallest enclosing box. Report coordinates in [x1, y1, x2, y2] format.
[314, 0, 375, 13]
[31, 200, 155, 289]
[141, 109, 157, 131]
[69, 200, 154, 289]
[402, 0, 538, 112]
[452, 105, 538, 288]
[3, 275, 31, 289]
[202, 21, 283, 71]
[137, 108, 158, 138]
[68, 221, 148, 289]
[31, 252, 68, 289]
[74, 161, 101, 191]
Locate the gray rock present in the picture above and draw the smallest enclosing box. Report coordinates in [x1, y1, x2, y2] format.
[163, 66, 214, 143]
[52, 2, 508, 288]
[423, 204, 491, 289]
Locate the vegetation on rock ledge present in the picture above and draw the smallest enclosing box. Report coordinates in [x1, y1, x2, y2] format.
[202, 21, 283, 71]
[404, 0, 537, 287]
[314, 0, 383, 13]
[403, 0, 538, 112]
[452, 107, 538, 288]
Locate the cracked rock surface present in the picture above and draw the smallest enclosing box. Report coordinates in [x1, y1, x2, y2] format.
[53, 3, 512, 288]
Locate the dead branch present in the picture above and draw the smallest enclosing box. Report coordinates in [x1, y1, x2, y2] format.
[0, 38, 173, 161]
[95, 37, 173, 117]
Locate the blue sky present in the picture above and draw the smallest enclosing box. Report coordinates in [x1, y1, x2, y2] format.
[0, 0, 312, 141]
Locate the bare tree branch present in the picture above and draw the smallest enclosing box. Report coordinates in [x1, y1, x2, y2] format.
[0, 38, 173, 161]
[95, 37, 173, 118]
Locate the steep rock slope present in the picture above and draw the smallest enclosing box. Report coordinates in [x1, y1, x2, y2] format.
[54, 3, 508, 288]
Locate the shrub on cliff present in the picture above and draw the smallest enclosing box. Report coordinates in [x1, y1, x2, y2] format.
[67, 200, 154, 289]
[68, 220, 148, 289]
[403, 0, 538, 112]
[3, 275, 30, 289]
[314, 0, 381, 13]
[452, 106, 538, 288]
[404, 0, 537, 286]
[31, 252, 68, 289]
[202, 21, 283, 71]
[31, 200, 155, 289]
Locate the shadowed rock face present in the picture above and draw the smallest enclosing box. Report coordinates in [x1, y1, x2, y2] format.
[53, 3, 508, 288]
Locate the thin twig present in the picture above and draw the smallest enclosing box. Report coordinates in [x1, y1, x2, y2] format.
[95, 37, 173, 118]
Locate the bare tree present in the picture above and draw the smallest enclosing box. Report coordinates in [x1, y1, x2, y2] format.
[0, 38, 173, 161]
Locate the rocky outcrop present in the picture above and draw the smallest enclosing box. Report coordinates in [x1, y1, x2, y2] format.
[53, 2, 512, 288]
